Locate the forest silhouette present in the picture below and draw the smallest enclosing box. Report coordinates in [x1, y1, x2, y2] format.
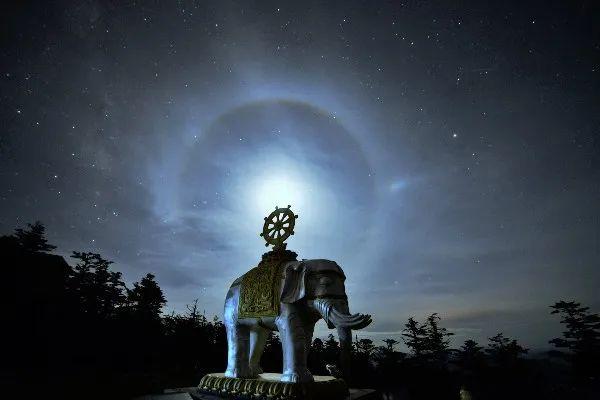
[1, 222, 598, 399]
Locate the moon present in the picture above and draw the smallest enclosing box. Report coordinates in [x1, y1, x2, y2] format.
[249, 170, 311, 218]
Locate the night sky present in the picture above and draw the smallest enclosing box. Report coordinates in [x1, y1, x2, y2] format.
[1, 0, 599, 349]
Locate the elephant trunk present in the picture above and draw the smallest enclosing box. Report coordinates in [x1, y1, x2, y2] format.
[312, 299, 372, 330]
[333, 301, 353, 380]
[337, 326, 352, 380]
[312, 299, 372, 380]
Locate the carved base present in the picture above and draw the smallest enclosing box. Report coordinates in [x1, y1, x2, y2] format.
[198, 372, 349, 399]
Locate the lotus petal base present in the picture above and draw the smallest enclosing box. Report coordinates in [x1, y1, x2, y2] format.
[198, 372, 348, 400]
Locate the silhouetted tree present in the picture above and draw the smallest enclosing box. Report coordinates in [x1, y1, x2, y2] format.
[308, 338, 326, 374]
[128, 273, 166, 320]
[161, 299, 227, 385]
[550, 300, 600, 377]
[211, 315, 227, 348]
[262, 332, 283, 372]
[486, 333, 528, 367]
[69, 251, 126, 318]
[264, 331, 282, 351]
[402, 317, 428, 358]
[383, 338, 399, 351]
[402, 315, 457, 398]
[373, 338, 403, 378]
[323, 333, 340, 365]
[457, 339, 486, 370]
[312, 337, 325, 354]
[424, 313, 454, 364]
[351, 337, 376, 385]
[354, 337, 376, 358]
[13, 221, 56, 253]
[403, 313, 453, 364]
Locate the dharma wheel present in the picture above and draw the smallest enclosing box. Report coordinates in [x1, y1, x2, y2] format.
[260, 205, 298, 249]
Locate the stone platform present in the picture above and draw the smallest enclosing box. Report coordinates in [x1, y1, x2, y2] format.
[134, 374, 379, 400]
[198, 372, 349, 399]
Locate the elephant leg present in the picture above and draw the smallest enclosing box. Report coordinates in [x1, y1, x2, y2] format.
[276, 313, 314, 383]
[248, 327, 268, 377]
[225, 323, 252, 378]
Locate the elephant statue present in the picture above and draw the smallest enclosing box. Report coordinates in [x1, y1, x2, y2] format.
[223, 257, 372, 383]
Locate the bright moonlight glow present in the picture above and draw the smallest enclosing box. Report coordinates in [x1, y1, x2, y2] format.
[228, 151, 334, 243]
[252, 174, 308, 216]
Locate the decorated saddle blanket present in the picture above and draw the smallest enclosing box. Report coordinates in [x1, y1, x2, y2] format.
[238, 249, 297, 318]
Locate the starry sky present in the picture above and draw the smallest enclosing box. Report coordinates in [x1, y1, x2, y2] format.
[1, 0, 599, 350]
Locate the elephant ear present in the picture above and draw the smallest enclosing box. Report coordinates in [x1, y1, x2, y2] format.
[280, 262, 306, 303]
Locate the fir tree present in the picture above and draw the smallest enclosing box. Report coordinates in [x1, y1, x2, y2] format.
[550, 300, 600, 376]
[486, 333, 528, 367]
[402, 316, 428, 357]
[424, 313, 454, 363]
[128, 273, 166, 320]
[69, 251, 126, 318]
[324, 333, 341, 364]
[457, 339, 486, 370]
[14, 221, 56, 253]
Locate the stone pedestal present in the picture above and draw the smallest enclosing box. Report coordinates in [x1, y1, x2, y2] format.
[135, 385, 378, 400]
[197, 373, 349, 399]
[134, 376, 378, 400]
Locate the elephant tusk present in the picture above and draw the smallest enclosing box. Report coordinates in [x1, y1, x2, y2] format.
[329, 307, 372, 329]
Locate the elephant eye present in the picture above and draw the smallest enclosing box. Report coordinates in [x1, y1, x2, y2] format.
[319, 276, 333, 286]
